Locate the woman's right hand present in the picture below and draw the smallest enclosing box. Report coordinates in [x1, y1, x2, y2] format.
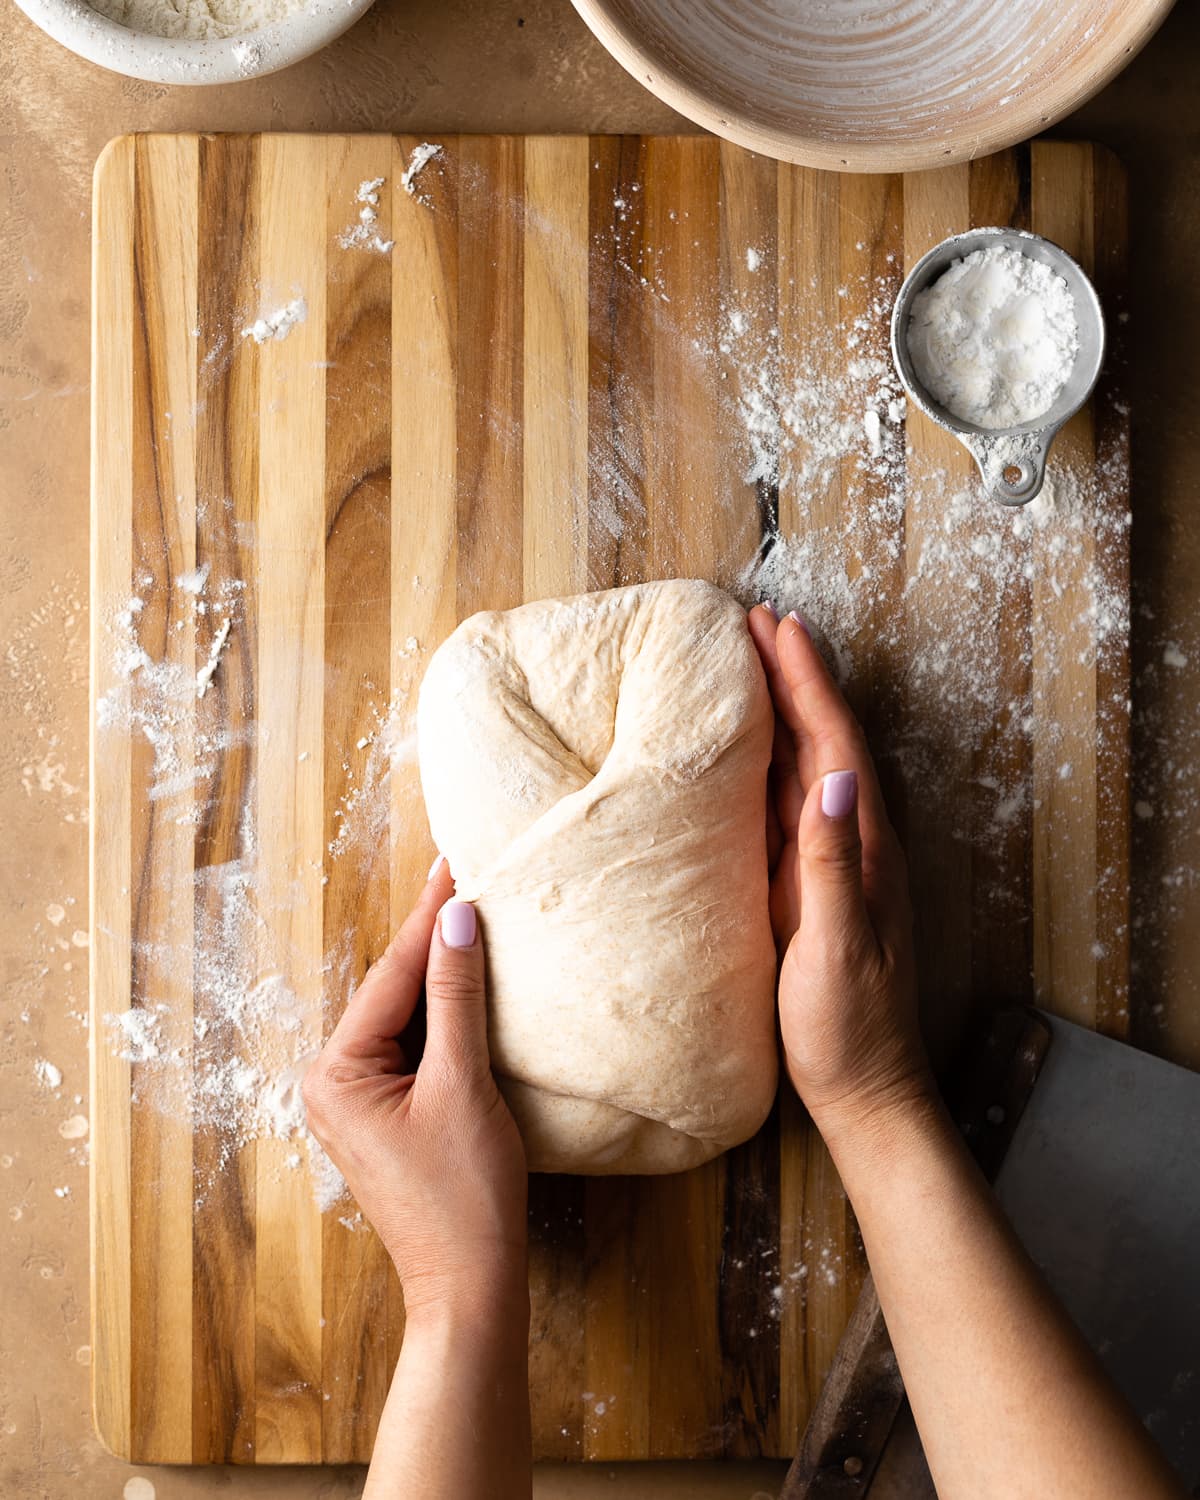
[748, 605, 933, 1133]
[302, 860, 528, 1318]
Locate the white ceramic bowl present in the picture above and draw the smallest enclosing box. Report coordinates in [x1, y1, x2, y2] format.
[571, 0, 1176, 172]
[12, 0, 376, 85]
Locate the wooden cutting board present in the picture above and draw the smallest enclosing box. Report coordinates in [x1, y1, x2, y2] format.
[90, 133, 1130, 1465]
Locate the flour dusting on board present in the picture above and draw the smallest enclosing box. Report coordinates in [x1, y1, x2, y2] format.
[400, 142, 444, 204]
[337, 177, 394, 255]
[103, 807, 345, 1211]
[94, 555, 430, 1212]
[241, 296, 306, 344]
[92, 147, 1135, 1239]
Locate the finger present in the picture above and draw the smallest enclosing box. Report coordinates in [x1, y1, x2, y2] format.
[327, 856, 449, 1057]
[423, 900, 491, 1078]
[796, 770, 876, 956]
[775, 615, 892, 841]
[768, 714, 807, 837]
[750, 603, 808, 837]
[746, 600, 781, 668]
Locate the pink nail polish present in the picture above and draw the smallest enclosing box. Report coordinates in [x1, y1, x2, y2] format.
[788, 610, 811, 637]
[441, 900, 477, 949]
[761, 600, 779, 622]
[821, 770, 857, 819]
[427, 852, 447, 882]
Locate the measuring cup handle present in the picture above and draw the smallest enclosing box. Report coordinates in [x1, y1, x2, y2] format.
[964, 430, 1056, 507]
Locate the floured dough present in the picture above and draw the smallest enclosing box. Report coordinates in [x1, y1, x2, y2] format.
[417, 578, 778, 1174]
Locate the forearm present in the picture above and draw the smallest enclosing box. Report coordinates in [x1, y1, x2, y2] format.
[364, 1269, 532, 1500]
[817, 1089, 1183, 1500]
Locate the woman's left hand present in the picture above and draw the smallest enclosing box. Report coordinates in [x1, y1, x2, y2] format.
[303, 861, 528, 1316]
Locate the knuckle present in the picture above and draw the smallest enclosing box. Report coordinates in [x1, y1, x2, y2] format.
[428, 966, 485, 1008]
[320, 1058, 366, 1088]
[811, 717, 869, 763]
[803, 840, 863, 879]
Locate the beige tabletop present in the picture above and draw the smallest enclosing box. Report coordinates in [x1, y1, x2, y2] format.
[3, 3, 1200, 1496]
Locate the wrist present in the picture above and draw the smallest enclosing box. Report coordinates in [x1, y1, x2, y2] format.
[807, 1069, 946, 1166]
[397, 1247, 530, 1334]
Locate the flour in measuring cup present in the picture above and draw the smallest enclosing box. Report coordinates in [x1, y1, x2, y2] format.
[906, 246, 1078, 429]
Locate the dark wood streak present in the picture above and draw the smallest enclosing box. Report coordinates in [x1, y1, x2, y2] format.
[456, 135, 525, 619]
[1087, 145, 1132, 1042]
[323, 466, 391, 545]
[719, 1101, 784, 1456]
[587, 135, 652, 590]
[320, 140, 395, 1464]
[191, 132, 260, 1465]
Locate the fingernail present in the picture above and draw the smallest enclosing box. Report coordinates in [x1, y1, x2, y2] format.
[788, 610, 811, 636]
[427, 852, 446, 882]
[441, 900, 476, 949]
[761, 600, 779, 622]
[821, 770, 858, 819]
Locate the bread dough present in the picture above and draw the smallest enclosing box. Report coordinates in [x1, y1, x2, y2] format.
[417, 578, 778, 1174]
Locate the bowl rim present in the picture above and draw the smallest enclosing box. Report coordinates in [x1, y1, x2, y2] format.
[569, 0, 1177, 172]
[11, 0, 376, 85]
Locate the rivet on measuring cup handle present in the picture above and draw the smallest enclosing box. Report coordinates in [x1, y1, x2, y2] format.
[889, 226, 1107, 509]
[967, 431, 1055, 508]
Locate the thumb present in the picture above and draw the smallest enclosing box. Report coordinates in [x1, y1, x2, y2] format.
[797, 771, 873, 950]
[423, 900, 491, 1077]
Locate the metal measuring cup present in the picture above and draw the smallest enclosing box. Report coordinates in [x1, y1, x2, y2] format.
[889, 227, 1106, 506]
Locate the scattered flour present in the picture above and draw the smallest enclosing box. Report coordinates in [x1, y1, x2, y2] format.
[98, 566, 246, 804]
[399, 142, 444, 203]
[241, 297, 306, 345]
[34, 1058, 63, 1090]
[94, 572, 429, 1215]
[1163, 642, 1188, 669]
[337, 178, 394, 255]
[104, 835, 346, 1212]
[87, 173, 1137, 1254]
[906, 246, 1079, 428]
[88, 0, 306, 39]
[195, 616, 232, 699]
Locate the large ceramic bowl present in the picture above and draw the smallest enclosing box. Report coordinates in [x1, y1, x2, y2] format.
[571, 0, 1175, 172]
[12, 0, 375, 85]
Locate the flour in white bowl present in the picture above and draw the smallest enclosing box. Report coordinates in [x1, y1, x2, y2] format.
[906, 246, 1078, 429]
[88, 0, 308, 41]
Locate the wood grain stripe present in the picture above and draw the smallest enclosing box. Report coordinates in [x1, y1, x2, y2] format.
[586, 136, 651, 588]
[91, 132, 136, 1464]
[1089, 145, 1132, 1041]
[456, 135, 524, 620]
[320, 134, 396, 1465]
[128, 132, 199, 1463]
[252, 134, 327, 1463]
[1030, 142, 1100, 1031]
[192, 132, 261, 1463]
[523, 136, 590, 602]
